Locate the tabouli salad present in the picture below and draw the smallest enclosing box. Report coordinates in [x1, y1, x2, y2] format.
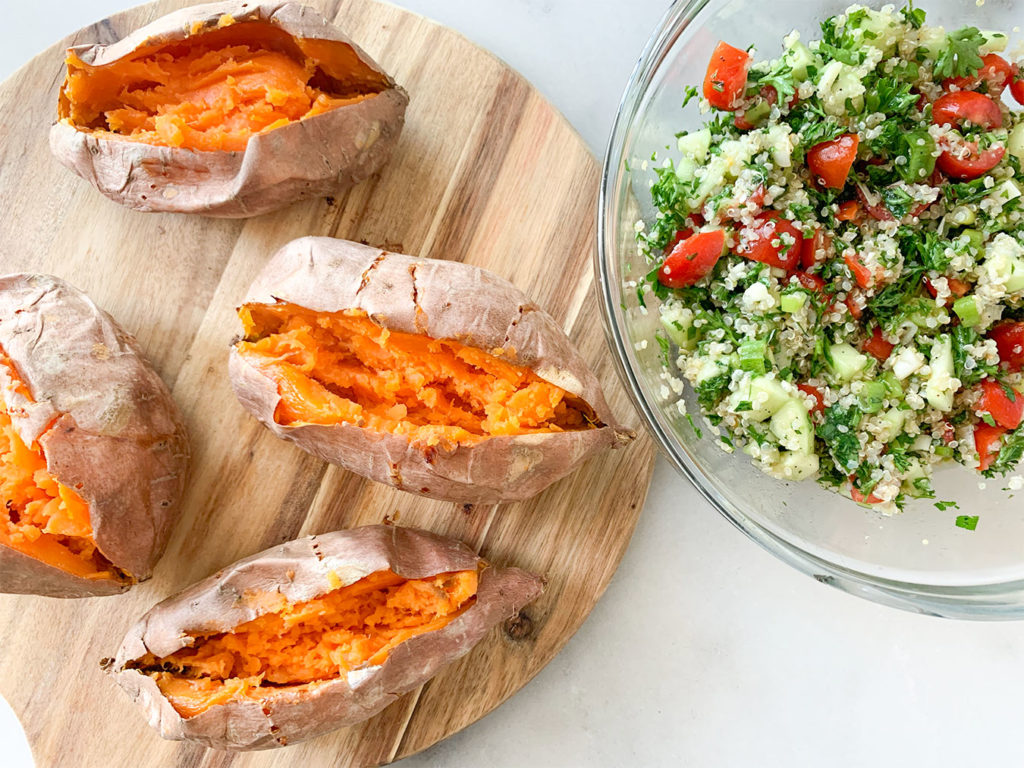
[636, 3, 1024, 513]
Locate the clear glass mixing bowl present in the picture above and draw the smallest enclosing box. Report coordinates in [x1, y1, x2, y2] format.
[598, 0, 1024, 618]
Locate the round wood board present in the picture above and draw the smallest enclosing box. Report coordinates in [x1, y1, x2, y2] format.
[0, 1, 655, 766]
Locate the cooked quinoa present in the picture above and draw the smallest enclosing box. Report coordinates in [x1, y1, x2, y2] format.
[637, 3, 1024, 513]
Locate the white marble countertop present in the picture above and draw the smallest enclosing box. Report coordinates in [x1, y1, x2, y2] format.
[4, 2, 1024, 766]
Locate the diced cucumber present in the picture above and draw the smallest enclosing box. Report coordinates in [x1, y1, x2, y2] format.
[908, 305, 951, 329]
[677, 128, 712, 163]
[960, 229, 985, 256]
[876, 408, 906, 443]
[952, 295, 982, 327]
[979, 30, 1009, 54]
[695, 356, 730, 384]
[880, 371, 903, 400]
[729, 376, 792, 422]
[784, 41, 818, 81]
[917, 26, 947, 59]
[990, 180, 1022, 209]
[660, 307, 697, 350]
[675, 156, 698, 182]
[741, 100, 772, 128]
[770, 399, 814, 454]
[854, 8, 901, 53]
[900, 458, 933, 498]
[738, 338, 768, 374]
[770, 451, 820, 481]
[984, 234, 1024, 294]
[780, 291, 808, 313]
[1010, 123, 1024, 162]
[947, 205, 976, 227]
[817, 61, 865, 116]
[858, 381, 887, 414]
[692, 156, 728, 205]
[828, 342, 869, 382]
[924, 335, 956, 411]
[764, 124, 794, 168]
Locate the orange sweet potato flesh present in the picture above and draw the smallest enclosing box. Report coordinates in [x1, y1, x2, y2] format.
[140, 568, 478, 717]
[0, 355, 117, 580]
[234, 304, 598, 449]
[61, 22, 390, 152]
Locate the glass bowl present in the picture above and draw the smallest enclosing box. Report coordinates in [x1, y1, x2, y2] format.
[597, 0, 1024, 619]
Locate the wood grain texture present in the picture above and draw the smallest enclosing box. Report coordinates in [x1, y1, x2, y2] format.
[0, 1, 655, 766]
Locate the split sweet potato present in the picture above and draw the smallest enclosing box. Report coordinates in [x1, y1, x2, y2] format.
[0, 274, 189, 597]
[229, 237, 632, 503]
[109, 525, 543, 749]
[50, 1, 408, 217]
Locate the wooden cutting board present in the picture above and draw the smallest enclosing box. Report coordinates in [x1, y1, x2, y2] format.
[0, 1, 655, 766]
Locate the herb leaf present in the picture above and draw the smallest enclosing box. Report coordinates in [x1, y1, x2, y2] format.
[934, 27, 985, 80]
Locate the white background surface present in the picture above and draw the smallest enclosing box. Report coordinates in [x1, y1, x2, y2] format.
[3, 1, 1024, 767]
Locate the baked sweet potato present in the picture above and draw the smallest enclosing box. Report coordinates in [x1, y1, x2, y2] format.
[50, 1, 408, 217]
[0, 274, 189, 597]
[109, 525, 542, 750]
[228, 237, 632, 503]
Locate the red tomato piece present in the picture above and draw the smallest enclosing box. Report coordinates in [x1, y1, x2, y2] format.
[800, 227, 832, 270]
[937, 141, 1005, 180]
[845, 294, 864, 320]
[736, 211, 803, 271]
[923, 276, 971, 306]
[944, 54, 1014, 97]
[704, 42, 751, 111]
[989, 321, 1024, 372]
[975, 422, 1006, 472]
[1012, 65, 1024, 105]
[807, 133, 860, 190]
[795, 271, 826, 293]
[932, 91, 1004, 130]
[849, 477, 882, 505]
[657, 230, 727, 288]
[836, 200, 860, 222]
[797, 383, 825, 414]
[844, 253, 879, 289]
[863, 326, 895, 361]
[978, 378, 1024, 430]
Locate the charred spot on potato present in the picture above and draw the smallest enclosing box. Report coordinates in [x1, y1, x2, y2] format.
[58, 21, 391, 152]
[234, 303, 603, 448]
[130, 568, 478, 718]
[0, 353, 127, 584]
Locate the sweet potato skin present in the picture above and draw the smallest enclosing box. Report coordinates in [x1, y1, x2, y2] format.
[229, 237, 633, 503]
[0, 274, 190, 597]
[49, 1, 408, 218]
[110, 525, 543, 750]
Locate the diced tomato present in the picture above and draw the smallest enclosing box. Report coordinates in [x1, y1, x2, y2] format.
[795, 271, 826, 293]
[978, 379, 1024, 430]
[800, 227, 832, 270]
[975, 422, 1006, 472]
[923, 276, 971, 306]
[747, 184, 766, 209]
[704, 42, 751, 111]
[836, 200, 860, 222]
[735, 211, 803, 271]
[657, 230, 727, 288]
[849, 477, 882, 505]
[932, 91, 1004, 130]
[936, 141, 1005, 180]
[844, 253, 879, 289]
[797, 383, 825, 414]
[1012, 65, 1024, 106]
[944, 54, 1014, 97]
[845, 294, 864, 319]
[807, 133, 860, 190]
[863, 326, 894, 362]
[664, 228, 695, 253]
[989, 321, 1024, 372]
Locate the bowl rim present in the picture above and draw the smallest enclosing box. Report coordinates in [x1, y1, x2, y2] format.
[595, 0, 1024, 620]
